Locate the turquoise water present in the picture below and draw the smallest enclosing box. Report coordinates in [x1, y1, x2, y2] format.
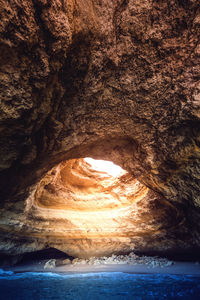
[0, 270, 200, 300]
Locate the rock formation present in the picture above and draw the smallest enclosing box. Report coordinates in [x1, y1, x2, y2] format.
[65, 253, 174, 268]
[0, 0, 200, 259]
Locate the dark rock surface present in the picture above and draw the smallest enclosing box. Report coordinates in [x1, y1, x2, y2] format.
[0, 0, 200, 258]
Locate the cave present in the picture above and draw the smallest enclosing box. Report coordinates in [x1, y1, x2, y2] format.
[0, 0, 200, 280]
[1, 0, 200, 298]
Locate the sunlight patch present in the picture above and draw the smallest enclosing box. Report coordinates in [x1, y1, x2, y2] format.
[84, 157, 127, 177]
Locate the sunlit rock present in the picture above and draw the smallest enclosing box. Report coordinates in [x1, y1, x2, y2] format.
[44, 259, 56, 269]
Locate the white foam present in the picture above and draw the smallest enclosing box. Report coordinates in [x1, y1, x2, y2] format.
[0, 271, 127, 280]
[0, 271, 190, 282]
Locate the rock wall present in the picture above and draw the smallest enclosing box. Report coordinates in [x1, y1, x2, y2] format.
[0, 0, 200, 258]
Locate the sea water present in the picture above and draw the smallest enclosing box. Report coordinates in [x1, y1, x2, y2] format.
[0, 270, 200, 300]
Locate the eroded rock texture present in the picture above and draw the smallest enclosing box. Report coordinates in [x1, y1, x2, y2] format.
[0, 0, 200, 258]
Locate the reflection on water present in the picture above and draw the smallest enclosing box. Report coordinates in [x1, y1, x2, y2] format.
[0, 271, 200, 300]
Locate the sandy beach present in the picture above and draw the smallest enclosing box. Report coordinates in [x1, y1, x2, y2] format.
[5, 261, 200, 276]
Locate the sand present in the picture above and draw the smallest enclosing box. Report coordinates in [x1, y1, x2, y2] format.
[5, 261, 200, 275]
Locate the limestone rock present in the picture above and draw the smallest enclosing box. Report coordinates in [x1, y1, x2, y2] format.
[72, 258, 87, 265]
[61, 259, 71, 266]
[44, 259, 56, 269]
[0, 0, 200, 260]
[70, 253, 174, 268]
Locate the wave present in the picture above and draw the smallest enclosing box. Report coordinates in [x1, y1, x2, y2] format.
[0, 271, 125, 280]
[0, 269, 13, 276]
[0, 270, 194, 281]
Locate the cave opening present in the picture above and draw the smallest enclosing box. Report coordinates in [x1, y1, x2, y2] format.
[1, 145, 199, 263]
[84, 157, 127, 177]
[21, 152, 198, 262]
[24, 156, 149, 259]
